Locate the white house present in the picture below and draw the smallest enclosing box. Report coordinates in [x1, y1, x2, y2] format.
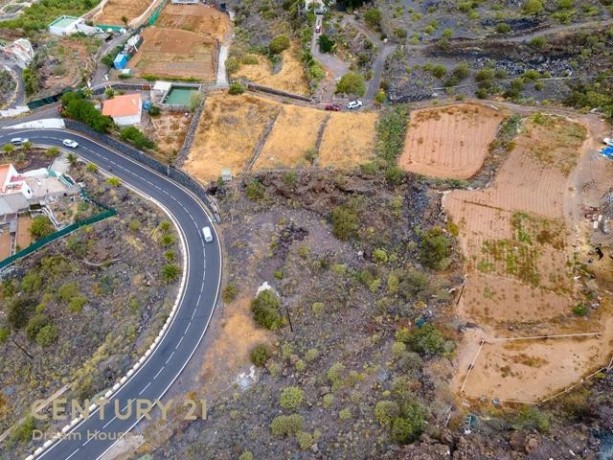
[171, 0, 200, 4]
[102, 93, 143, 127]
[48, 16, 100, 36]
[0, 164, 32, 199]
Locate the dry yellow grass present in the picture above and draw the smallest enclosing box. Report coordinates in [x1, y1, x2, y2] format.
[319, 112, 378, 168]
[254, 105, 327, 171]
[234, 46, 310, 96]
[185, 94, 279, 182]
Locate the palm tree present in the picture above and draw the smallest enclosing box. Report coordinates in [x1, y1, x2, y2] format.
[3, 144, 15, 156]
[22, 141, 32, 153]
[104, 87, 115, 99]
[66, 153, 78, 166]
[82, 87, 94, 99]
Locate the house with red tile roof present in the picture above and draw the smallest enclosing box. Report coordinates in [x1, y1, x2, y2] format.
[102, 93, 143, 127]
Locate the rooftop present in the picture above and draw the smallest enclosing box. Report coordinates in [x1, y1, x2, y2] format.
[49, 16, 80, 29]
[0, 165, 10, 188]
[102, 93, 142, 118]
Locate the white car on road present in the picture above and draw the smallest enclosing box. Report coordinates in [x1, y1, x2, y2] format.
[10, 137, 29, 145]
[62, 139, 79, 148]
[347, 100, 363, 110]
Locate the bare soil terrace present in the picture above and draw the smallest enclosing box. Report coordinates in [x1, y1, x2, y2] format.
[157, 3, 230, 42]
[399, 104, 506, 179]
[444, 112, 613, 403]
[128, 27, 217, 81]
[96, 0, 152, 25]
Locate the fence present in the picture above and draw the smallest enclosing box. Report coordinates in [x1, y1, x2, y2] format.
[63, 120, 220, 223]
[244, 82, 312, 103]
[0, 208, 116, 271]
[27, 88, 74, 110]
[148, 0, 169, 26]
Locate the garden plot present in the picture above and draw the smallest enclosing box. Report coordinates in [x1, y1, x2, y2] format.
[399, 104, 506, 179]
[443, 113, 613, 403]
[96, 0, 152, 25]
[157, 3, 230, 41]
[128, 27, 216, 81]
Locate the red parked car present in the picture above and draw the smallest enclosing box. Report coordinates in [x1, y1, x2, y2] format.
[324, 104, 341, 112]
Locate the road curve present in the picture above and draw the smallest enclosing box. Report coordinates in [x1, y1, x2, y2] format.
[0, 129, 222, 460]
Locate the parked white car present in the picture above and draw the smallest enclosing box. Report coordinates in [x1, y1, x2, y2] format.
[62, 139, 79, 148]
[10, 137, 29, 145]
[347, 100, 363, 109]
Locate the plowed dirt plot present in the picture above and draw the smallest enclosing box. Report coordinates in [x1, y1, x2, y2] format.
[158, 4, 230, 41]
[399, 104, 506, 179]
[185, 94, 280, 182]
[254, 105, 327, 171]
[149, 112, 192, 160]
[234, 47, 310, 96]
[16, 215, 32, 249]
[443, 113, 613, 403]
[128, 27, 216, 81]
[96, 0, 151, 25]
[318, 111, 378, 168]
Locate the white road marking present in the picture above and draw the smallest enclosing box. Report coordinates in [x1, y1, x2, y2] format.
[165, 351, 175, 365]
[102, 416, 117, 429]
[153, 366, 165, 380]
[83, 431, 98, 446]
[138, 381, 152, 396]
[175, 335, 184, 350]
[66, 448, 80, 460]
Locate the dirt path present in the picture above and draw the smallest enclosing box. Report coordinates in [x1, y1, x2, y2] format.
[310, 14, 349, 80]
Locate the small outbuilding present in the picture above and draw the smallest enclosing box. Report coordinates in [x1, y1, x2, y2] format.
[102, 93, 143, 127]
[48, 16, 100, 36]
[113, 53, 129, 70]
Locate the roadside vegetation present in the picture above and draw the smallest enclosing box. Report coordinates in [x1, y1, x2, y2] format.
[0, 0, 100, 31]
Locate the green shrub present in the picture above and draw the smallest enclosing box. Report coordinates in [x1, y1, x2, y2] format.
[305, 348, 319, 362]
[26, 314, 49, 341]
[364, 8, 381, 29]
[327, 362, 346, 390]
[403, 324, 447, 357]
[36, 324, 58, 346]
[269, 35, 291, 54]
[11, 415, 35, 444]
[279, 386, 305, 410]
[336, 72, 366, 97]
[515, 406, 550, 433]
[572, 303, 588, 316]
[238, 452, 254, 460]
[120, 127, 156, 150]
[496, 23, 511, 34]
[270, 414, 304, 436]
[161, 264, 181, 283]
[385, 166, 405, 185]
[339, 408, 352, 420]
[318, 34, 335, 53]
[30, 215, 54, 239]
[331, 205, 359, 241]
[228, 82, 245, 95]
[377, 105, 410, 164]
[523, 0, 544, 14]
[0, 327, 9, 343]
[21, 273, 42, 293]
[390, 403, 425, 444]
[245, 179, 265, 201]
[374, 400, 400, 427]
[250, 343, 271, 367]
[57, 282, 78, 303]
[251, 289, 283, 329]
[69, 296, 87, 313]
[8, 297, 36, 329]
[61, 92, 113, 133]
[419, 227, 452, 270]
[296, 431, 314, 450]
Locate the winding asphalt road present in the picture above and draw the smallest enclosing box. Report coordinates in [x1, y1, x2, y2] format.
[0, 129, 222, 460]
